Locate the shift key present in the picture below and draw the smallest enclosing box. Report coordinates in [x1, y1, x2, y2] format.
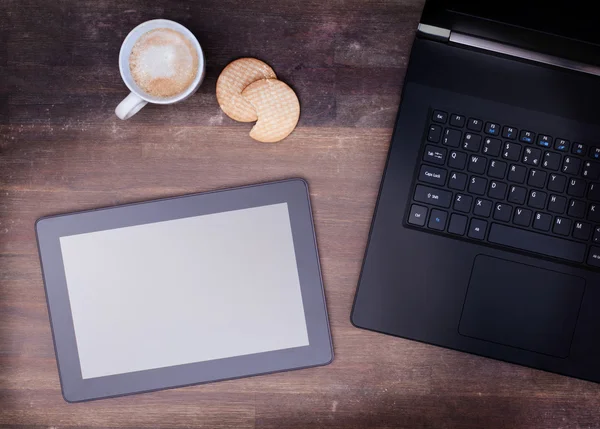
[414, 185, 452, 208]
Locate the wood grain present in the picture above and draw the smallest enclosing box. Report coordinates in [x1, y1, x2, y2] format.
[1, 0, 600, 428]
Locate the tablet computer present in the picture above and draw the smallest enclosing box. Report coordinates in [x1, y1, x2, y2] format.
[36, 179, 333, 402]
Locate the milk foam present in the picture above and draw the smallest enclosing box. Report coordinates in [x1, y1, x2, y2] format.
[129, 28, 198, 98]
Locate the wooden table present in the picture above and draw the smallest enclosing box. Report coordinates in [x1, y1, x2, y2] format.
[1, 1, 600, 427]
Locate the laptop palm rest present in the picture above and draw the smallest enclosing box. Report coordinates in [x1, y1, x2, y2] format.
[459, 255, 585, 358]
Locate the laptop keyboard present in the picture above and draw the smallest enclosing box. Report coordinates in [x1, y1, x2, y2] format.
[406, 109, 600, 270]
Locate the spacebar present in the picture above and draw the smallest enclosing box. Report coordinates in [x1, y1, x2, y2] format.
[488, 224, 586, 263]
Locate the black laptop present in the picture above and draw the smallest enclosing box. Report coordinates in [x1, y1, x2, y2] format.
[352, 0, 600, 382]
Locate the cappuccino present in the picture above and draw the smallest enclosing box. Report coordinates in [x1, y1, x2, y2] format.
[129, 28, 199, 98]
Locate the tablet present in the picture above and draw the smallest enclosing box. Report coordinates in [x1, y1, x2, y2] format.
[36, 179, 333, 402]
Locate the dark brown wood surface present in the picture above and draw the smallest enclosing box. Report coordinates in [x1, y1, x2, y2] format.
[1, 1, 600, 427]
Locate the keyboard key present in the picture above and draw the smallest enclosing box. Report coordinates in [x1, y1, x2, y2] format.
[588, 183, 600, 202]
[443, 128, 461, 148]
[468, 218, 488, 239]
[489, 223, 586, 263]
[513, 207, 533, 227]
[416, 110, 600, 269]
[419, 165, 447, 186]
[589, 204, 600, 223]
[427, 125, 442, 142]
[450, 114, 466, 128]
[548, 195, 567, 214]
[568, 200, 586, 218]
[547, 173, 567, 193]
[488, 160, 507, 179]
[488, 181, 507, 200]
[528, 190, 547, 209]
[423, 145, 447, 165]
[573, 221, 591, 241]
[562, 156, 581, 175]
[553, 217, 572, 236]
[408, 204, 428, 226]
[537, 134, 552, 148]
[449, 172, 468, 190]
[519, 130, 535, 144]
[448, 214, 468, 235]
[508, 185, 527, 205]
[453, 194, 472, 213]
[554, 138, 570, 152]
[588, 247, 600, 267]
[463, 133, 482, 152]
[469, 176, 488, 195]
[493, 203, 512, 222]
[522, 146, 541, 166]
[485, 122, 500, 136]
[428, 209, 448, 231]
[467, 155, 487, 174]
[474, 198, 493, 217]
[583, 161, 600, 180]
[481, 138, 501, 157]
[414, 185, 452, 208]
[533, 212, 552, 231]
[502, 142, 522, 161]
[467, 118, 483, 132]
[502, 126, 517, 140]
[542, 151, 561, 171]
[508, 164, 527, 183]
[432, 110, 447, 123]
[527, 169, 547, 188]
[568, 178, 586, 197]
[448, 150, 467, 169]
[572, 142, 587, 156]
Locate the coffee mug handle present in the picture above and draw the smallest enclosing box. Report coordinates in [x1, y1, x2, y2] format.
[115, 92, 147, 120]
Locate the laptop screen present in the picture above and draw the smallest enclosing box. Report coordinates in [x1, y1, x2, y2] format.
[421, 1, 600, 67]
[444, 1, 600, 47]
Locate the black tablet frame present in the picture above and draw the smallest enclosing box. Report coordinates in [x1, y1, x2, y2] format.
[36, 179, 333, 402]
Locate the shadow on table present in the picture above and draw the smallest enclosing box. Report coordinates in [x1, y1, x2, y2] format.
[256, 391, 527, 429]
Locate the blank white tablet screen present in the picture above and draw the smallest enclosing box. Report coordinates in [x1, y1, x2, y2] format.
[59, 203, 309, 379]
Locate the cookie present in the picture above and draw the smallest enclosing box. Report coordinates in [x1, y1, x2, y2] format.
[241, 79, 300, 143]
[216, 58, 277, 122]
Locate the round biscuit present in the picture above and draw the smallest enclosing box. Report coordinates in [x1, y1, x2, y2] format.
[216, 58, 277, 122]
[241, 79, 300, 143]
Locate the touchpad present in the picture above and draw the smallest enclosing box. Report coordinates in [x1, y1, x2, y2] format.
[459, 255, 585, 358]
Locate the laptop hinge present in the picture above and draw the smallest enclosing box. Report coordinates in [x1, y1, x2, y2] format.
[450, 32, 600, 79]
[417, 23, 450, 42]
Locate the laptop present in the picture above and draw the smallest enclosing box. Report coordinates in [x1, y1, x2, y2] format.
[352, 0, 600, 382]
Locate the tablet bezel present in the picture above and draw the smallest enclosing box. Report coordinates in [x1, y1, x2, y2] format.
[36, 179, 333, 402]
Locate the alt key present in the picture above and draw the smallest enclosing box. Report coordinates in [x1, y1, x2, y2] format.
[588, 246, 600, 268]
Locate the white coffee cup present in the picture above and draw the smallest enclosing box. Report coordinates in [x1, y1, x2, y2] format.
[115, 19, 205, 120]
